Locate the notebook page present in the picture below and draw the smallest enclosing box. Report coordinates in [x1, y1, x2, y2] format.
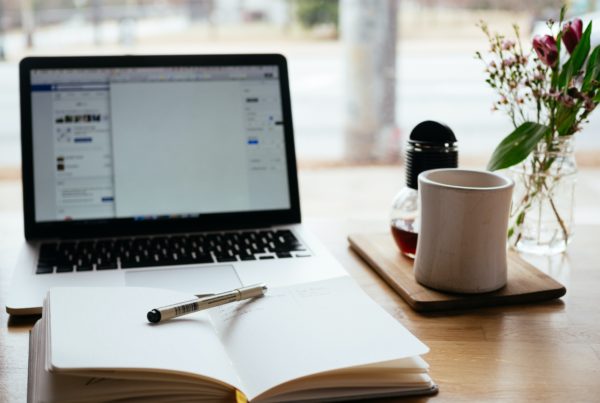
[209, 276, 429, 400]
[48, 287, 243, 391]
[31, 319, 232, 403]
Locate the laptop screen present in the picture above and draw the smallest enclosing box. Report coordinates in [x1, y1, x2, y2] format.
[29, 65, 291, 224]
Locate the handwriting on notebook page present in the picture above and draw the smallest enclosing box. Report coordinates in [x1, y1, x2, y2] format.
[212, 283, 334, 324]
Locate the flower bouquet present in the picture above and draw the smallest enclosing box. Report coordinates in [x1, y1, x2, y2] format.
[476, 7, 600, 254]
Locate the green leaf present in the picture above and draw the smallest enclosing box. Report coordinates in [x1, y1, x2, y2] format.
[582, 45, 600, 91]
[487, 122, 550, 171]
[555, 103, 578, 136]
[559, 21, 592, 87]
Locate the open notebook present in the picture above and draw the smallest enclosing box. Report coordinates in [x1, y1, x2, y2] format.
[28, 277, 438, 402]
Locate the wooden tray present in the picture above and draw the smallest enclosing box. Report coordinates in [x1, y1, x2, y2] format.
[348, 233, 566, 312]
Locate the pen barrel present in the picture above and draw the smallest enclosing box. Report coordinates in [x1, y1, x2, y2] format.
[154, 298, 202, 322]
[198, 292, 239, 309]
[152, 293, 240, 322]
[148, 284, 267, 323]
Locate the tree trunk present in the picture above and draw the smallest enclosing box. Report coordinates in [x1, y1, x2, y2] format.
[21, 0, 35, 49]
[340, 0, 399, 163]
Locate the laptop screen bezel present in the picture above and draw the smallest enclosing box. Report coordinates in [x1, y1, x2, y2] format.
[20, 54, 301, 240]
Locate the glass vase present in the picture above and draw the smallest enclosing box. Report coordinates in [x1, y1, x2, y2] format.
[508, 137, 577, 255]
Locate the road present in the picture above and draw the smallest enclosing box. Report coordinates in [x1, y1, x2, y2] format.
[1, 20, 600, 167]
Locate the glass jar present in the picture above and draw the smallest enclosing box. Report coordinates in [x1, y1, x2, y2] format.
[389, 121, 458, 258]
[509, 137, 577, 255]
[390, 187, 419, 258]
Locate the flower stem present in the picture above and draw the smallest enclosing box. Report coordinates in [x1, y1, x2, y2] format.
[542, 180, 569, 244]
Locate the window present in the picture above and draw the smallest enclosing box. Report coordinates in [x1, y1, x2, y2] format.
[0, 0, 598, 171]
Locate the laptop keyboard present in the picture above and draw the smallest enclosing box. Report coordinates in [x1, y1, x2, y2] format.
[36, 229, 311, 274]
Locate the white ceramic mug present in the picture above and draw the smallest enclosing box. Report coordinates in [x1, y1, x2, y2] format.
[413, 169, 514, 294]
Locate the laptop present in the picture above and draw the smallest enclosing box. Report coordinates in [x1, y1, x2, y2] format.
[6, 54, 347, 315]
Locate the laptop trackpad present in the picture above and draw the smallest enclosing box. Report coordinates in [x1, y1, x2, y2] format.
[124, 265, 242, 295]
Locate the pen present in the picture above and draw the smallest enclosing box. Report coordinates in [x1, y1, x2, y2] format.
[147, 283, 267, 323]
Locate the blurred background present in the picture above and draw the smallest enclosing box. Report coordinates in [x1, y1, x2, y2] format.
[0, 0, 599, 177]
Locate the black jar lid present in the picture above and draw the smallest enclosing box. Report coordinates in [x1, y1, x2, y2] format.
[406, 121, 458, 189]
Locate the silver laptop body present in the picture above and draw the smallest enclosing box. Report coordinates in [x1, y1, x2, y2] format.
[7, 54, 346, 315]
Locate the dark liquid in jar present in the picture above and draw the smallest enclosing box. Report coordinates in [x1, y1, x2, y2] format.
[391, 219, 418, 258]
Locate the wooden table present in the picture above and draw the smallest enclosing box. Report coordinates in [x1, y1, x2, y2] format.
[1, 216, 600, 402]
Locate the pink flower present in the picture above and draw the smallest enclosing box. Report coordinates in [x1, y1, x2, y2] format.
[547, 89, 561, 100]
[533, 35, 558, 67]
[562, 18, 583, 54]
[502, 57, 516, 67]
[502, 39, 515, 50]
[583, 95, 595, 112]
[560, 93, 576, 108]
